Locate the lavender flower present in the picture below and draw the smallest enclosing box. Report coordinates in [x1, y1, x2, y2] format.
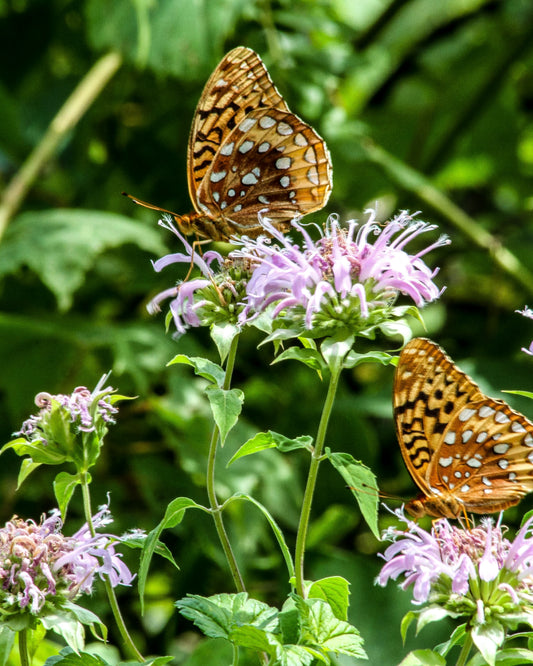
[377, 508, 533, 629]
[0, 505, 133, 618]
[236, 210, 449, 337]
[516, 306, 533, 356]
[147, 215, 253, 334]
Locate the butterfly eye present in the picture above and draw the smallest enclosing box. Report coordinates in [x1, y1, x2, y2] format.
[394, 338, 533, 519]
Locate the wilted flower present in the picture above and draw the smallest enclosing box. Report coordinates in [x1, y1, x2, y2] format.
[0, 505, 134, 618]
[147, 215, 253, 334]
[236, 210, 449, 337]
[516, 306, 533, 356]
[377, 508, 533, 629]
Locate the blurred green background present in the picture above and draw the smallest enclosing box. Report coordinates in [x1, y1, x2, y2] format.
[1, 0, 533, 663]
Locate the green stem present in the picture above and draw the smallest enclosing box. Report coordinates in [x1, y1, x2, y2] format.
[0, 51, 122, 241]
[18, 629, 31, 666]
[80, 475, 145, 661]
[294, 363, 342, 597]
[362, 137, 533, 296]
[206, 333, 246, 592]
[455, 630, 473, 666]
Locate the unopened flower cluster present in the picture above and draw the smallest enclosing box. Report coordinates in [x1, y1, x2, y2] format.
[15, 374, 118, 447]
[0, 505, 133, 617]
[378, 509, 533, 627]
[149, 210, 449, 338]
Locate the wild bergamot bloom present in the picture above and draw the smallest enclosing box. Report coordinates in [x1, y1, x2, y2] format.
[148, 214, 254, 335]
[516, 306, 533, 356]
[0, 504, 133, 621]
[378, 508, 533, 657]
[235, 209, 449, 338]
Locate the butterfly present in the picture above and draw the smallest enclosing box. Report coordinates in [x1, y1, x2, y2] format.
[125, 46, 332, 242]
[393, 337, 533, 519]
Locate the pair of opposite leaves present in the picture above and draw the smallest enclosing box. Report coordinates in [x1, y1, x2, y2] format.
[128, 47, 533, 519]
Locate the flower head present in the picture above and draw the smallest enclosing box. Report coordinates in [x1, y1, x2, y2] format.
[377, 508, 533, 629]
[516, 306, 533, 356]
[7, 374, 127, 474]
[236, 210, 449, 337]
[0, 505, 134, 619]
[148, 215, 254, 335]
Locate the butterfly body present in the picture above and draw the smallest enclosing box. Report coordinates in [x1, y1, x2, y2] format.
[129, 46, 332, 241]
[394, 338, 533, 519]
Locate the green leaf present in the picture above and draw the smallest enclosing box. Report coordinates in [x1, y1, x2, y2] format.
[227, 493, 295, 579]
[302, 598, 366, 659]
[398, 650, 446, 666]
[0, 626, 15, 666]
[0, 210, 166, 311]
[342, 350, 395, 369]
[308, 577, 350, 621]
[503, 390, 533, 400]
[401, 611, 418, 644]
[229, 625, 279, 653]
[53, 471, 81, 518]
[416, 605, 455, 633]
[327, 451, 379, 539]
[227, 431, 313, 465]
[205, 386, 243, 446]
[176, 592, 278, 640]
[320, 334, 355, 372]
[138, 497, 208, 612]
[1, 437, 68, 466]
[471, 621, 505, 666]
[272, 347, 327, 372]
[43, 648, 108, 666]
[17, 458, 42, 488]
[167, 354, 225, 387]
[435, 623, 466, 657]
[210, 323, 239, 364]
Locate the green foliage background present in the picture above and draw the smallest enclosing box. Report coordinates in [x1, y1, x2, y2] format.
[1, 0, 533, 663]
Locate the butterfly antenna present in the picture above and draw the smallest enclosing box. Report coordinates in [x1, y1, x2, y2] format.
[122, 191, 179, 217]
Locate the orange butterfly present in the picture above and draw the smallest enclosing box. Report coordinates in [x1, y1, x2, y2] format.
[125, 46, 332, 242]
[393, 338, 533, 518]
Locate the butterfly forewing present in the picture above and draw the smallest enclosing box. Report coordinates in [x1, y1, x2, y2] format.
[394, 338, 533, 517]
[196, 107, 332, 237]
[188, 46, 290, 199]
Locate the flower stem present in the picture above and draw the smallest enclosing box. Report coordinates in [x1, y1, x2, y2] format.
[80, 476, 145, 661]
[206, 333, 246, 592]
[294, 362, 342, 597]
[18, 629, 31, 666]
[455, 631, 473, 666]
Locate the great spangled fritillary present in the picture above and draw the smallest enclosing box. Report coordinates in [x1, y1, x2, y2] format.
[126, 46, 332, 242]
[393, 338, 533, 519]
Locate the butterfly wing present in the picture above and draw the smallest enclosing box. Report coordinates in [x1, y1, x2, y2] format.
[195, 106, 332, 238]
[187, 47, 290, 211]
[426, 395, 533, 513]
[393, 338, 484, 498]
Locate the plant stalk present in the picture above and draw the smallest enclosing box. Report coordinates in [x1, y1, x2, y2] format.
[80, 475, 145, 661]
[18, 629, 31, 666]
[0, 51, 122, 240]
[294, 362, 342, 597]
[205, 332, 246, 592]
[455, 631, 473, 666]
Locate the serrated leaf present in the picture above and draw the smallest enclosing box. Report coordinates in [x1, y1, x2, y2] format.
[327, 451, 379, 539]
[229, 625, 279, 653]
[304, 599, 366, 659]
[227, 431, 313, 465]
[167, 354, 225, 387]
[0, 210, 165, 311]
[205, 386, 243, 446]
[398, 649, 446, 666]
[308, 577, 350, 621]
[138, 497, 207, 612]
[53, 471, 81, 518]
[43, 648, 108, 666]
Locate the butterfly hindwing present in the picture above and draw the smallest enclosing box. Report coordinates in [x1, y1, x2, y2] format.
[394, 338, 533, 517]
